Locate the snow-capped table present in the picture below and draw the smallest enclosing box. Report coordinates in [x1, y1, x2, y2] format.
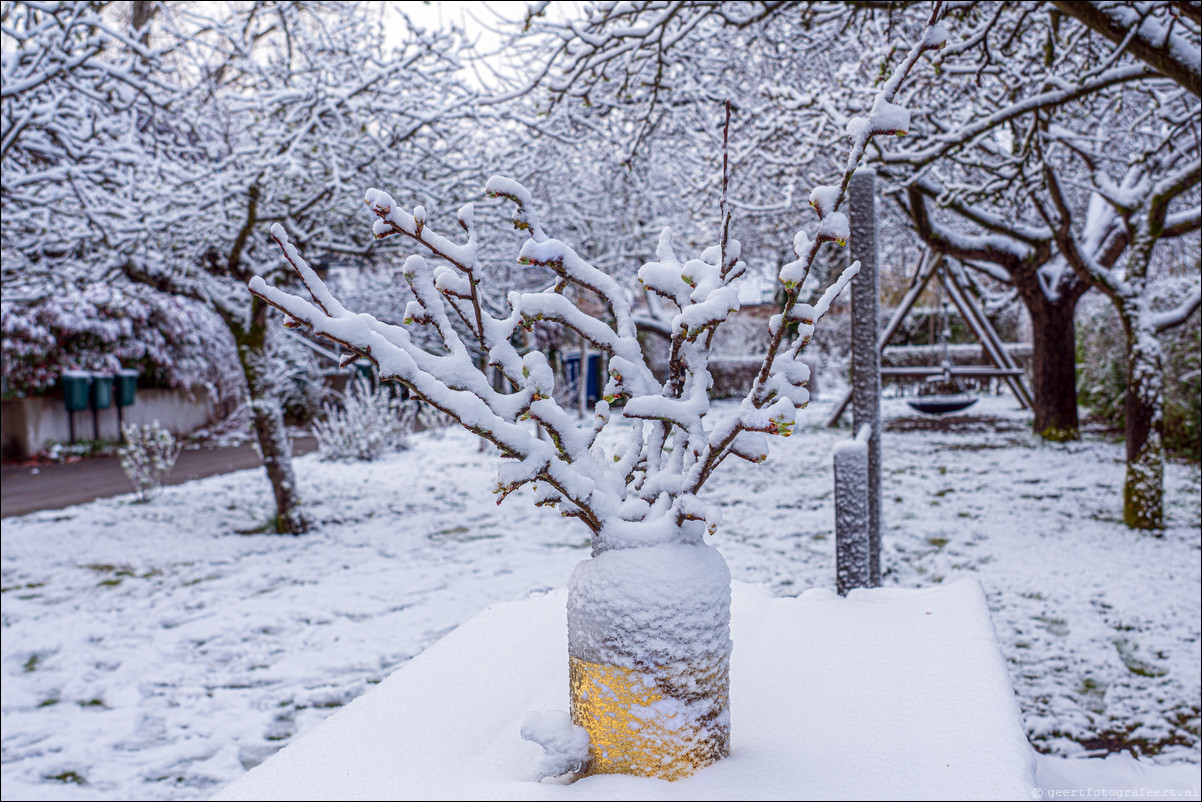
[213, 579, 1035, 800]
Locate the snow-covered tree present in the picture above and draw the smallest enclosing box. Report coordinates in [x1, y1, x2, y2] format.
[1, 282, 239, 403]
[1034, 108, 1199, 528]
[4, 1, 487, 533]
[1, 2, 239, 407]
[856, 1, 1201, 529]
[1, 1, 177, 290]
[498, 1, 861, 297]
[509, 0, 1201, 530]
[104, 2, 479, 534]
[888, 0, 1199, 528]
[249, 10, 947, 778]
[886, 1, 1199, 450]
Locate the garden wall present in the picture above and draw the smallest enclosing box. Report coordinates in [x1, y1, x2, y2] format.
[1, 386, 216, 460]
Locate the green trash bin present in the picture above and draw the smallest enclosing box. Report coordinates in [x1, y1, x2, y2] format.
[90, 372, 114, 410]
[62, 371, 92, 413]
[353, 359, 375, 387]
[115, 369, 138, 407]
[89, 372, 114, 442]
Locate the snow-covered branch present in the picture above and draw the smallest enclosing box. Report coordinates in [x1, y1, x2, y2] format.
[1051, 1, 1201, 97]
[250, 9, 949, 551]
[1152, 289, 1202, 332]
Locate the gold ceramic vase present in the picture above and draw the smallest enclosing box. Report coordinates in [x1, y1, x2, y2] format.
[566, 543, 732, 780]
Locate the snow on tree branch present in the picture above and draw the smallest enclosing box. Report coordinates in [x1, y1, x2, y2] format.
[249, 9, 949, 552]
[1152, 289, 1202, 332]
[1050, 0, 1201, 97]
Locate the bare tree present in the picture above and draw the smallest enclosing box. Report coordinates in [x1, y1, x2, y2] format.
[249, 9, 947, 776]
[503, 0, 1202, 529]
[4, 2, 481, 533]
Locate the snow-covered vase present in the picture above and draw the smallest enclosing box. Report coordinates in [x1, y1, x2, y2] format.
[566, 543, 732, 780]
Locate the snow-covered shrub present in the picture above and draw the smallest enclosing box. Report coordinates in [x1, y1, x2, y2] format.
[416, 403, 456, 436]
[250, 17, 946, 781]
[313, 378, 415, 462]
[43, 440, 115, 462]
[118, 421, 181, 503]
[1, 283, 240, 405]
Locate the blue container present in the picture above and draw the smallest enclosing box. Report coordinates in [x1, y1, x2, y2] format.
[563, 352, 603, 405]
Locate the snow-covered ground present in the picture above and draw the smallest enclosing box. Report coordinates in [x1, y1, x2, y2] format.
[2, 394, 1199, 800]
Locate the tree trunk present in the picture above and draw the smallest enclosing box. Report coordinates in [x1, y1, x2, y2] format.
[1120, 304, 1165, 530]
[1016, 280, 1081, 441]
[232, 298, 310, 535]
[566, 542, 731, 779]
[131, 1, 155, 46]
[901, 187, 1084, 441]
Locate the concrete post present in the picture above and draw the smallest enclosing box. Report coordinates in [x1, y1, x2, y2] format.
[835, 424, 872, 595]
[848, 169, 882, 587]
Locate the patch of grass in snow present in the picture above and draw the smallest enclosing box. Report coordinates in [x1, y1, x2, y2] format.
[1034, 615, 1071, 637]
[265, 711, 294, 741]
[38, 697, 60, 707]
[941, 441, 1024, 451]
[181, 573, 222, 587]
[1080, 677, 1108, 714]
[1066, 708, 1202, 760]
[77, 698, 107, 709]
[23, 653, 40, 672]
[235, 517, 281, 536]
[1113, 638, 1168, 678]
[45, 770, 86, 785]
[0, 580, 45, 594]
[428, 525, 501, 543]
[545, 538, 592, 549]
[84, 563, 138, 587]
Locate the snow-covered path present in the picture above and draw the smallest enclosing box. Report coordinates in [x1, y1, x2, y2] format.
[2, 396, 1199, 800]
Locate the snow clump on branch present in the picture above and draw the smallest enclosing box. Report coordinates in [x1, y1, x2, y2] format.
[249, 16, 948, 554]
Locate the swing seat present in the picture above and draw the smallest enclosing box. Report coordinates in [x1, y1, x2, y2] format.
[906, 395, 979, 415]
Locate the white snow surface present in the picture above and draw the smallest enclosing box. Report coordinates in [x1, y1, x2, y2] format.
[519, 710, 590, 782]
[213, 579, 1036, 800]
[1, 395, 1199, 800]
[566, 543, 731, 669]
